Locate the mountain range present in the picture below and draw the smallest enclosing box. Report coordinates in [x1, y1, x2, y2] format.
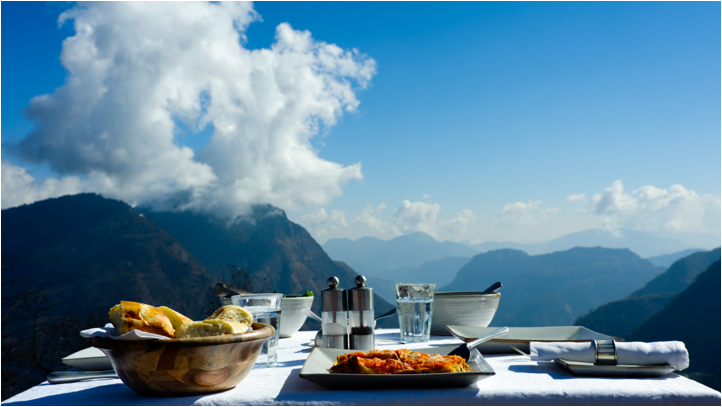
[324, 230, 706, 289]
[322, 232, 478, 275]
[574, 248, 720, 338]
[572, 248, 721, 391]
[465, 228, 703, 258]
[646, 249, 706, 268]
[626, 260, 721, 391]
[442, 247, 661, 326]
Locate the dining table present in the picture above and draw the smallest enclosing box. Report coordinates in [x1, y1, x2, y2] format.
[4, 329, 721, 406]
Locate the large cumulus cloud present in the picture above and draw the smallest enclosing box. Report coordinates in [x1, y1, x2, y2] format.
[5, 2, 374, 216]
[591, 180, 720, 234]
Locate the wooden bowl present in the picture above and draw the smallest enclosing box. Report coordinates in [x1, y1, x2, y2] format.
[92, 322, 274, 397]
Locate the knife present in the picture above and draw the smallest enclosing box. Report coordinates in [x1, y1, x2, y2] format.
[47, 370, 118, 384]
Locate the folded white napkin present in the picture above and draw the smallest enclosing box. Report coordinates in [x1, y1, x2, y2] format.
[80, 323, 171, 340]
[529, 341, 689, 370]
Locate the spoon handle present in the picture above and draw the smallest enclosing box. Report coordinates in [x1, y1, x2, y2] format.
[375, 308, 397, 321]
[301, 307, 323, 322]
[466, 326, 509, 349]
[480, 282, 502, 295]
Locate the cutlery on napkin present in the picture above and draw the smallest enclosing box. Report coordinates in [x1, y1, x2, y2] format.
[529, 341, 689, 370]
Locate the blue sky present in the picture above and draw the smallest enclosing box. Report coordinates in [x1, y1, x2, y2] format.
[2, 2, 720, 245]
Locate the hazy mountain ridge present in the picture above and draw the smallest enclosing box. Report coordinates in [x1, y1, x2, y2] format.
[572, 294, 676, 338]
[625, 260, 721, 391]
[442, 247, 661, 326]
[630, 248, 721, 296]
[574, 247, 720, 340]
[323, 232, 478, 274]
[646, 249, 706, 268]
[466, 229, 702, 258]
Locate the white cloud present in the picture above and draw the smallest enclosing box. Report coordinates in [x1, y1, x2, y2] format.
[354, 203, 388, 233]
[1, 161, 85, 209]
[297, 208, 349, 240]
[392, 200, 441, 236]
[591, 180, 720, 234]
[294, 200, 477, 243]
[445, 209, 478, 236]
[497, 200, 543, 226]
[391, 200, 477, 240]
[566, 193, 586, 203]
[6, 2, 375, 217]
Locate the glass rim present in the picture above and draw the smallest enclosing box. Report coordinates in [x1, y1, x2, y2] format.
[394, 283, 437, 287]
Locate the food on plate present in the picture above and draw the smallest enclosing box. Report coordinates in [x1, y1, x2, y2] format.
[329, 349, 469, 374]
[174, 319, 250, 339]
[108, 301, 175, 338]
[158, 306, 193, 330]
[205, 305, 253, 327]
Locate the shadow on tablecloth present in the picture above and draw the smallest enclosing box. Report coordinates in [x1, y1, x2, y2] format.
[3, 381, 207, 406]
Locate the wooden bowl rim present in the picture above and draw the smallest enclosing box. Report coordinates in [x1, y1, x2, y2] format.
[92, 322, 274, 349]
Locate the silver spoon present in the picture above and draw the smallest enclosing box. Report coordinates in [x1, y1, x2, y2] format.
[447, 326, 509, 359]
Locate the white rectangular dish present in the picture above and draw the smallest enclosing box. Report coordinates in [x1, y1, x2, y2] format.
[299, 345, 495, 389]
[446, 326, 621, 354]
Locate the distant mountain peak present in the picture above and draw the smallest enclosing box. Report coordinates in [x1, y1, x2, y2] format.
[323, 231, 478, 273]
[397, 231, 437, 243]
[467, 228, 699, 258]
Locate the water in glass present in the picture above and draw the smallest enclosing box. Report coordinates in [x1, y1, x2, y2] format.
[246, 306, 281, 368]
[396, 298, 433, 343]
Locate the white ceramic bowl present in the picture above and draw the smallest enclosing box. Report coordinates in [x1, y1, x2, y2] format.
[429, 292, 500, 336]
[279, 295, 315, 338]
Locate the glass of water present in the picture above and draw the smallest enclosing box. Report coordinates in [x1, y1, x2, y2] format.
[231, 293, 283, 368]
[395, 283, 436, 343]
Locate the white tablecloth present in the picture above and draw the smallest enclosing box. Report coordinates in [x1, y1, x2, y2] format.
[4, 330, 721, 406]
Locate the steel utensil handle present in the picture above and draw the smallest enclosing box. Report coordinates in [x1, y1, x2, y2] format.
[479, 281, 502, 295]
[375, 308, 396, 321]
[47, 370, 118, 384]
[466, 326, 509, 350]
[301, 307, 323, 322]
